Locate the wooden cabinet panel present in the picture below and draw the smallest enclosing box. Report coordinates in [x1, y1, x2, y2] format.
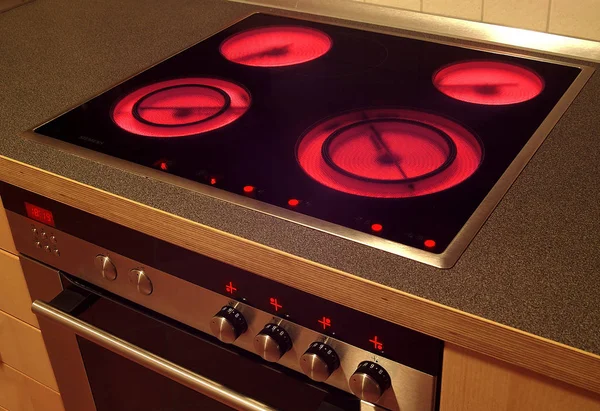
[440, 343, 600, 411]
[0, 362, 64, 411]
[0, 310, 58, 391]
[0, 197, 16, 255]
[0, 250, 37, 328]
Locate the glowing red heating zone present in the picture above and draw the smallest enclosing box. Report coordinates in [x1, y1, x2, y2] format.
[433, 61, 544, 105]
[137, 86, 226, 125]
[328, 121, 451, 181]
[220, 26, 332, 67]
[112, 78, 251, 137]
[296, 109, 483, 198]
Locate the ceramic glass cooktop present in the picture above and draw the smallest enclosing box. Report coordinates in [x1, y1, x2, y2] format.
[30, 13, 591, 267]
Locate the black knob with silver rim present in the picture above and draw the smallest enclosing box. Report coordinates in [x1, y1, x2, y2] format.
[209, 306, 248, 344]
[299, 342, 340, 382]
[349, 361, 391, 403]
[253, 323, 292, 362]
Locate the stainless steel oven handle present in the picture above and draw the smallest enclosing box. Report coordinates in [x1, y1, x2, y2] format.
[32, 300, 278, 411]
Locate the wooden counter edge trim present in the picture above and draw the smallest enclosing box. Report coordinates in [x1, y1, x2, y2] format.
[1, 156, 599, 394]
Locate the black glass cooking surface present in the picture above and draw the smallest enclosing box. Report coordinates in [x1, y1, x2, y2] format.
[34, 13, 582, 258]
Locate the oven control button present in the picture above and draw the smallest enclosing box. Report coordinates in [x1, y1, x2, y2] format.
[43, 244, 51, 253]
[128, 269, 153, 296]
[95, 255, 117, 281]
[299, 342, 340, 382]
[253, 323, 292, 362]
[349, 361, 391, 403]
[210, 306, 248, 344]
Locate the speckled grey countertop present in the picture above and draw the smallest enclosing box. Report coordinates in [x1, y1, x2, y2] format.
[1, 0, 599, 356]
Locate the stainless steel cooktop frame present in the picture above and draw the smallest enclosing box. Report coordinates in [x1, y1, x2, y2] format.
[22, 8, 595, 268]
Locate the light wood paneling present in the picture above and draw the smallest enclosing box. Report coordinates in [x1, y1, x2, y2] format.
[0, 197, 16, 254]
[0, 250, 37, 327]
[1, 157, 600, 395]
[440, 343, 600, 411]
[0, 362, 64, 411]
[0, 309, 58, 391]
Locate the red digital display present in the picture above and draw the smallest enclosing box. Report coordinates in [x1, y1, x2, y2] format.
[25, 203, 55, 227]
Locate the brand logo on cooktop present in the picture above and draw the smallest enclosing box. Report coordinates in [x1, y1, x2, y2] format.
[78, 135, 104, 145]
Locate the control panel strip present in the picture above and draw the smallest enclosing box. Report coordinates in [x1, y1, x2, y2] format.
[9, 211, 436, 411]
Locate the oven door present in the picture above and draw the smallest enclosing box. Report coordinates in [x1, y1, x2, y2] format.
[31, 269, 377, 411]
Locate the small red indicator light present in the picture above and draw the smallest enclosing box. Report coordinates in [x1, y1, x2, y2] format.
[243, 185, 255, 193]
[424, 239, 436, 248]
[269, 297, 282, 312]
[287, 199, 300, 207]
[159, 161, 168, 171]
[318, 316, 332, 330]
[371, 223, 383, 232]
[210, 178, 217, 185]
[225, 281, 237, 294]
[25, 203, 55, 227]
[369, 336, 383, 350]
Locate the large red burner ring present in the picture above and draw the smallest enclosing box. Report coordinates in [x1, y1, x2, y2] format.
[433, 61, 544, 105]
[112, 78, 251, 137]
[296, 109, 483, 198]
[219, 26, 332, 67]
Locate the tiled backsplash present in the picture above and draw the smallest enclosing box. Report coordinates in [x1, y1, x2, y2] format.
[355, 0, 600, 41]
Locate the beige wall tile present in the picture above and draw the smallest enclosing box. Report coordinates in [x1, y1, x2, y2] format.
[423, 0, 483, 20]
[483, 0, 549, 31]
[364, 0, 421, 12]
[549, 0, 600, 41]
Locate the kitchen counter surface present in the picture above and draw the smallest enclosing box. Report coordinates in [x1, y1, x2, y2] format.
[1, 0, 599, 390]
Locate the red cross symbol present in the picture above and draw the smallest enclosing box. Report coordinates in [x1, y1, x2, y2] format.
[369, 336, 383, 350]
[269, 298, 282, 311]
[225, 282, 237, 294]
[318, 317, 332, 330]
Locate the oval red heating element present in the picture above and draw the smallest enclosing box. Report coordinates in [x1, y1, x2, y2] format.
[112, 78, 251, 137]
[220, 26, 332, 67]
[433, 61, 544, 105]
[296, 109, 483, 198]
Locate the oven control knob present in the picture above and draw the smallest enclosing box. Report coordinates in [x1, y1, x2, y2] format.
[253, 323, 292, 362]
[95, 255, 117, 281]
[349, 361, 391, 403]
[299, 342, 340, 382]
[210, 306, 248, 344]
[128, 269, 153, 295]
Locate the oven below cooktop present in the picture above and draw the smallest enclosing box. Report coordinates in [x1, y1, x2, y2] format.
[2, 182, 443, 411]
